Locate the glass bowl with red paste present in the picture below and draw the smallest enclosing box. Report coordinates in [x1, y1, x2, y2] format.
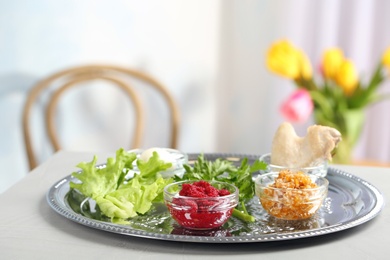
[163, 180, 238, 230]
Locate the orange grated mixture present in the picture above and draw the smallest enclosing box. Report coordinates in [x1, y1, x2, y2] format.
[260, 170, 322, 220]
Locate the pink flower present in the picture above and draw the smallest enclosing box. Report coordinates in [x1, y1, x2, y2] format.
[280, 89, 313, 123]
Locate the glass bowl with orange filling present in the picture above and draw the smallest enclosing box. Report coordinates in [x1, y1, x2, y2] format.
[255, 170, 329, 220]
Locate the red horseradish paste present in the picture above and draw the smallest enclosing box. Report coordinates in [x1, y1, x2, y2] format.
[168, 181, 233, 230]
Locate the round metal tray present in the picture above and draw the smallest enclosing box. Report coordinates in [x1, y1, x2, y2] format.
[46, 153, 384, 243]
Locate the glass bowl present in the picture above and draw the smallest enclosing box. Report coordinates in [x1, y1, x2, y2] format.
[254, 171, 329, 220]
[259, 153, 328, 177]
[163, 180, 239, 230]
[128, 148, 188, 178]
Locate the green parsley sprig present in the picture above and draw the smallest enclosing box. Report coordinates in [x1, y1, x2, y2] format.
[175, 154, 267, 222]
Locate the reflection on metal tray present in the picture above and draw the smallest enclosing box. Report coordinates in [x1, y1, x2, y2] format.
[46, 153, 384, 243]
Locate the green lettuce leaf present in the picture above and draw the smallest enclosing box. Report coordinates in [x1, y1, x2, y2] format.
[95, 195, 137, 219]
[135, 151, 173, 184]
[70, 148, 136, 199]
[70, 148, 173, 220]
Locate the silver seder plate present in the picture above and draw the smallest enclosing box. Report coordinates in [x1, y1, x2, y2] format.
[46, 153, 384, 243]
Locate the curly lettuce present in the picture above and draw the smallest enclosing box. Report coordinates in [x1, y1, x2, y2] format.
[70, 148, 173, 220]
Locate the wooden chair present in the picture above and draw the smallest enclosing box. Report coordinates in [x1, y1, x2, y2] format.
[22, 65, 180, 170]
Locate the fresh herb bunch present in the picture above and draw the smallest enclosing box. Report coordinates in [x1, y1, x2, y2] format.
[175, 154, 267, 222]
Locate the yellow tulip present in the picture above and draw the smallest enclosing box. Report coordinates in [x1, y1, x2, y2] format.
[335, 59, 358, 95]
[266, 40, 312, 80]
[382, 46, 390, 68]
[322, 48, 344, 79]
[298, 50, 313, 79]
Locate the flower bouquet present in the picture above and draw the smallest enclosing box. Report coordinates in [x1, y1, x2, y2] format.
[266, 40, 390, 164]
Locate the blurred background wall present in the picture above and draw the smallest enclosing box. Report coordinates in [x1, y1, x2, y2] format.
[0, 0, 221, 192]
[1, 0, 390, 193]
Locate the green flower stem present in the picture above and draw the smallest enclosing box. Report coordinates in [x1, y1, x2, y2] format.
[232, 208, 255, 223]
[350, 63, 387, 108]
[367, 64, 385, 92]
[294, 78, 317, 91]
[310, 91, 334, 120]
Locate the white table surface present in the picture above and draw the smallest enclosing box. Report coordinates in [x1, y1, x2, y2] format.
[1, 150, 389, 260]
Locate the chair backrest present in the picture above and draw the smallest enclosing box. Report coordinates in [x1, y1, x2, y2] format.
[22, 65, 180, 170]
